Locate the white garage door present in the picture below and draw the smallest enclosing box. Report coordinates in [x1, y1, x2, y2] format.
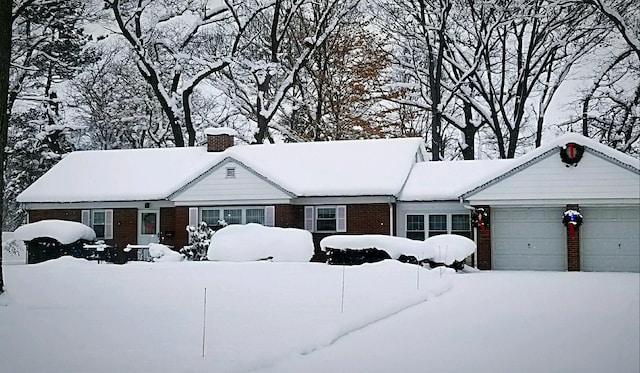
[581, 206, 640, 272]
[492, 207, 566, 271]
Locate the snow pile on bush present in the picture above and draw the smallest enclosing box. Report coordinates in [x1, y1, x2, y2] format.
[321, 234, 476, 265]
[13, 220, 96, 244]
[181, 222, 216, 261]
[424, 234, 476, 265]
[320, 234, 435, 261]
[208, 223, 314, 262]
[148, 243, 183, 262]
[2, 232, 26, 264]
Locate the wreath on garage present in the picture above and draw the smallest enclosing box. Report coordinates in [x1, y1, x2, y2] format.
[471, 208, 489, 233]
[560, 142, 585, 167]
[562, 209, 583, 239]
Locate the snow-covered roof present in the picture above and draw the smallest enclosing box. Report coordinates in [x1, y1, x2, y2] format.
[13, 220, 96, 244]
[18, 137, 426, 203]
[18, 147, 223, 203]
[398, 159, 515, 201]
[460, 133, 640, 199]
[225, 137, 425, 196]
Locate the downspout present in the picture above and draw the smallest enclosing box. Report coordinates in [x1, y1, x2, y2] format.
[388, 197, 394, 236]
[461, 197, 477, 268]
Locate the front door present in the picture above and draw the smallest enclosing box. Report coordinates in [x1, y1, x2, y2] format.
[138, 210, 160, 245]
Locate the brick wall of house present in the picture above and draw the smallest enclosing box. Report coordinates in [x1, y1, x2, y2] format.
[475, 206, 492, 270]
[112, 209, 137, 249]
[566, 203, 581, 271]
[160, 207, 177, 247]
[275, 205, 303, 229]
[29, 209, 82, 223]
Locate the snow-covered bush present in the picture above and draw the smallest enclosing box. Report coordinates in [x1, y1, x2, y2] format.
[207, 224, 314, 262]
[320, 234, 476, 271]
[180, 222, 215, 261]
[149, 243, 183, 262]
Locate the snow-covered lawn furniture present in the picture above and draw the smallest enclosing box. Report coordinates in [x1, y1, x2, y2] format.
[320, 234, 476, 270]
[207, 224, 314, 262]
[14, 220, 97, 264]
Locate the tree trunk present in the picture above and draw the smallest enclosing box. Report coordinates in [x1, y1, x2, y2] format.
[0, 0, 13, 295]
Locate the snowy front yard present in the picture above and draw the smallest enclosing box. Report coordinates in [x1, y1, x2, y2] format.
[0, 259, 638, 373]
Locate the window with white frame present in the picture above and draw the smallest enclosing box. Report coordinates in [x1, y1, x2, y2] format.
[195, 207, 273, 227]
[245, 208, 265, 224]
[304, 206, 347, 233]
[451, 214, 471, 238]
[428, 214, 448, 237]
[406, 213, 472, 238]
[222, 209, 242, 225]
[406, 215, 425, 240]
[201, 209, 220, 226]
[316, 207, 337, 231]
[81, 209, 113, 239]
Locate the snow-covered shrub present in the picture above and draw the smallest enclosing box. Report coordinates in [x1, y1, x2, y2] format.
[149, 243, 183, 262]
[180, 222, 215, 261]
[207, 224, 314, 262]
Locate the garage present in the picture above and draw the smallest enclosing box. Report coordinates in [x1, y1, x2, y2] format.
[580, 206, 640, 272]
[492, 207, 566, 271]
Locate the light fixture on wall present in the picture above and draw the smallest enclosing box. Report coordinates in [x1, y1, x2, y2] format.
[144, 202, 150, 208]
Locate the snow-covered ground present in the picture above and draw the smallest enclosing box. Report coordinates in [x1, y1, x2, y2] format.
[0, 259, 638, 373]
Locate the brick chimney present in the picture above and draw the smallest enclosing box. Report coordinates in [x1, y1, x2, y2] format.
[205, 127, 237, 152]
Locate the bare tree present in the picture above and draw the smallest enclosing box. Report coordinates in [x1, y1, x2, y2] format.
[218, 0, 360, 143]
[103, 0, 264, 146]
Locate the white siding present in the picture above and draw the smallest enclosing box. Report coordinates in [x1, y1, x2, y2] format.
[581, 206, 640, 272]
[172, 161, 291, 203]
[467, 152, 640, 204]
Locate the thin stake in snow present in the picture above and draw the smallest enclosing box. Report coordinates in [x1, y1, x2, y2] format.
[202, 287, 207, 358]
[341, 266, 346, 314]
[417, 253, 423, 290]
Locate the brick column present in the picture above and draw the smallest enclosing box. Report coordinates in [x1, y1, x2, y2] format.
[475, 206, 492, 270]
[566, 204, 581, 271]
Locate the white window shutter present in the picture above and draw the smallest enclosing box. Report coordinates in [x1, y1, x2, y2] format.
[188, 207, 199, 226]
[264, 206, 275, 227]
[81, 210, 91, 226]
[304, 206, 314, 232]
[336, 205, 347, 232]
[104, 210, 114, 239]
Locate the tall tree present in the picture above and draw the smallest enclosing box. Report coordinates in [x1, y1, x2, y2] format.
[286, 11, 391, 140]
[219, 0, 360, 143]
[104, 0, 264, 147]
[0, 0, 13, 296]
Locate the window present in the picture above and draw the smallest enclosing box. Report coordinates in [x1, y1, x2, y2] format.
[304, 206, 346, 232]
[428, 214, 447, 237]
[316, 207, 337, 231]
[452, 214, 471, 238]
[223, 209, 242, 225]
[406, 215, 425, 240]
[201, 209, 220, 226]
[246, 209, 265, 224]
[225, 167, 236, 178]
[82, 209, 113, 239]
[141, 212, 157, 235]
[93, 211, 106, 238]
[196, 207, 274, 227]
